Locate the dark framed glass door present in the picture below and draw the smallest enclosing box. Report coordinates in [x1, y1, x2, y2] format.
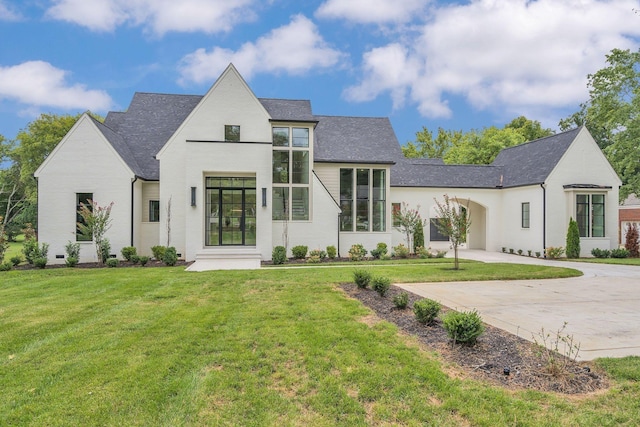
[205, 177, 256, 246]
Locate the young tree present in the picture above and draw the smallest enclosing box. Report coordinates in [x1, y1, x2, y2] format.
[392, 202, 426, 254]
[625, 222, 640, 257]
[432, 195, 471, 270]
[77, 200, 114, 263]
[566, 217, 581, 258]
[0, 216, 8, 263]
[413, 220, 425, 253]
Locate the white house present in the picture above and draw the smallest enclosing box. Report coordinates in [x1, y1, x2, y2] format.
[34, 64, 622, 269]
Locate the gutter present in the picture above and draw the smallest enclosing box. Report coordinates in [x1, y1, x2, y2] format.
[540, 183, 546, 256]
[131, 176, 138, 246]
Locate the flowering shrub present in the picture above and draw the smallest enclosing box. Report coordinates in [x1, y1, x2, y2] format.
[545, 246, 565, 259]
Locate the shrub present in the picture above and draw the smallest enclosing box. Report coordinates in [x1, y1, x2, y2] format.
[413, 299, 441, 325]
[34, 256, 48, 269]
[527, 250, 532, 257]
[121, 246, 137, 261]
[139, 256, 150, 266]
[353, 269, 372, 289]
[442, 310, 485, 345]
[163, 246, 178, 266]
[106, 258, 118, 268]
[306, 255, 322, 263]
[372, 276, 391, 297]
[591, 248, 611, 258]
[435, 250, 447, 258]
[393, 292, 409, 309]
[0, 261, 12, 271]
[151, 245, 166, 260]
[370, 242, 388, 259]
[545, 246, 564, 259]
[65, 256, 78, 268]
[509, 248, 514, 254]
[23, 237, 39, 265]
[309, 249, 327, 259]
[392, 243, 409, 259]
[65, 241, 81, 260]
[566, 217, 581, 258]
[416, 246, 431, 259]
[611, 248, 629, 258]
[413, 221, 425, 253]
[348, 244, 367, 261]
[98, 239, 111, 263]
[291, 245, 308, 260]
[625, 222, 639, 257]
[10, 256, 22, 266]
[535, 251, 541, 258]
[502, 247, 506, 253]
[130, 255, 140, 264]
[532, 322, 581, 378]
[517, 249, 523, 255]
[272, 246, 287, 265]
[326, 245, 337, 259]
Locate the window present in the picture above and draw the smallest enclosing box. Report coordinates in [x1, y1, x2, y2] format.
[272, 126, 311, 221]
[149, 200, 160, 222]
[576, 194, 605, 237]
[430, 218, 449, 242]
[340, 168, 386, 232]
[76, 192, 93, 241]
[224, 125, 240, 142]
[521, 202, 530, 228]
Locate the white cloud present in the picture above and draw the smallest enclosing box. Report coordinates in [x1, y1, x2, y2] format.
[46, 0, 255, 34]
[345, 0, 640, 119]
[0, 61, 113, 111]
[178, 15, 345, 85]
[316, 0, 429, 24]
[0, 1, 22, 21]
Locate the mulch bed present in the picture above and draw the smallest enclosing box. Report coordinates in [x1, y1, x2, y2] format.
[340, 282, 609, 395]
[13, 260, 190, 270]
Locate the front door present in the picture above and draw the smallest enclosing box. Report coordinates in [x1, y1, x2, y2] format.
[205, 177, 256, 246]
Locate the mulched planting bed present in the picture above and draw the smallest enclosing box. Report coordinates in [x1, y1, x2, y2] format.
[341, 282, 609, 395]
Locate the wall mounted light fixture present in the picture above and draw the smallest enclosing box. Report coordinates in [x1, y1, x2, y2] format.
[191, 187, 197, 207]
[262, 188, 267, 207]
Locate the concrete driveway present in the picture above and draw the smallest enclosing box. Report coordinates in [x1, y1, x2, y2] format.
[396, 250, 640, 360]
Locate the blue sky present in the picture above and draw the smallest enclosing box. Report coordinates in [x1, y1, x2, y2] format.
[1, 0, 640, 147]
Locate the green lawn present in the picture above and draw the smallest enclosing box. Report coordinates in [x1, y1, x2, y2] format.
[1, 264, 638, 426]
[5, 239, 24, 262]
[565, 257, 640, 266]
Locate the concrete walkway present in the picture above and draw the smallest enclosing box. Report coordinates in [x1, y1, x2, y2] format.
[396, 250, 640, 360]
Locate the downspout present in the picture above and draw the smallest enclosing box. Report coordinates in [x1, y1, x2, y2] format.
[540, 183, 546, 257]
[131, 176, 138, 247]
[337, 213, 341, 258]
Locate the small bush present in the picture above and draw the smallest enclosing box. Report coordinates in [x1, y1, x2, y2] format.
[372, 276, 391, 297]
[309, 249, 327, 259]
[348, 244, 367, 261]
[517, 249, 523, 255]
[353, 269, 372, 289]
[98, 239, 111, 263]
[106, 258, 119, 268]
[370, 242, 388, 259]
[65, 241, 81, 260]
[625, 222, 640, 257]
[392, 243, 409, 259]
[139, 256, 150, 266]
[130, 254, 140, 264]
[121, 246, 137, 261]
[527, 250, 532, 257]
[65, 256, 78, 268]
[151, 245, 166, 260]
[435, 250, 447, 258]
[34, 256, 48, 269]
[509, 248, 514, 254]
[163, 246, 178, 266]
[393, 292, 409, 309]
[326, 245, 337, 259]
[611, 248, 629, 259]
[416, 246, 431, 259]
[10, 256, 22, 266]
[442, 310, 485, 345]
[272, 246, 287, 265]
[502, 247, 506, 253]
[291, 245, 308, 260]
[535, 251, 541, 258]
[413, 299, 441, 325]
[545, 246, 564, 259]
[306, 255, 322, 264]
[0, 261, 12, 271]
[24, 240, 48, 265]
[591, 248, 611, 258]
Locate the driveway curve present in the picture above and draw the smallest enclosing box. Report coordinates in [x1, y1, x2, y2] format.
[396, 250, 640, 360]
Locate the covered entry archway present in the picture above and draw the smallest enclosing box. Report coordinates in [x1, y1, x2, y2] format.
[428, 198, 487, 250]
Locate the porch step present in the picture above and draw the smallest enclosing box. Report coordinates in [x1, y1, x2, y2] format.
[187, 248, 262, 271]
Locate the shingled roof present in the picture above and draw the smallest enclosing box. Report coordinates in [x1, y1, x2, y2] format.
[392, 127, 581, 188]
[94, 92, 403, 179]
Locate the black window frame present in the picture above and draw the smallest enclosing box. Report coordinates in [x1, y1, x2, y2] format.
[149, 200, 160, 222]
[76, 192, 93, 242]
